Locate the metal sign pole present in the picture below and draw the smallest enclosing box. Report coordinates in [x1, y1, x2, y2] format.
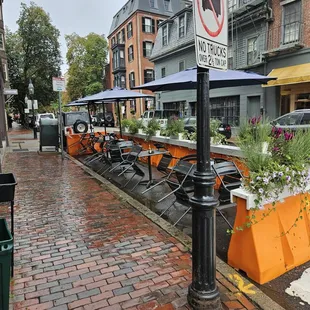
[188, 66, 221, 309]
[58, 91, 64, 160]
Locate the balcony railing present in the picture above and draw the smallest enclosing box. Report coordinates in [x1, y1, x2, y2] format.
[112, 58, 126, 73]
[228, 0, 265, 13]
[265, 22, 304, 54]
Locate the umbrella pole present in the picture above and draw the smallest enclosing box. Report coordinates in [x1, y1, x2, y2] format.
[87, 103, 93, 133]
[103, 103, 107, 136]
[117, 100, 122, 138]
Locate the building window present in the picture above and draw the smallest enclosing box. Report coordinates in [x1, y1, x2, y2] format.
[228, 0, 237, 12]
[127, 22, 133, 39]
[210, 96, 240, 126]
[0, 33, 4, 50]
[2, 63, 7, 81]
[128, 45, 134, 62]
[179, 15, 185, 38]
[117, 32, 122, 43]
[121, 29, 126, 43]
[162, 25, 168, 46]
[129, 72, 135, 88]
[120, 75, 126, 88]
[119, 50, 125, 67]
[247, 37, 258, 65]
[111, 37, 115, 47]
[282, 0, 301, 45]
[143, 41, 153, 58]
[164, 0, 171, 11]
[130, 99, 136, 114]
[179, 60, 185, 72]
[142, 17, 155, 33]
[144, 69, 154, 83]
[150, 0, 158, 8]
[161, 67, 166, 78]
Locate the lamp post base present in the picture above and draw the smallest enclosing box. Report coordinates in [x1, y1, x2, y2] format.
[188, 285, 222, 309]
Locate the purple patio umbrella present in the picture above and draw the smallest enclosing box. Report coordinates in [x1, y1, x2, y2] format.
[133, 67, 276, 91]
[75, 87, 154, 136]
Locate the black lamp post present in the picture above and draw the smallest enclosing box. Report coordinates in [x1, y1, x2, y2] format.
[28, 79, 37, 139]
[187, 67, 222, 309]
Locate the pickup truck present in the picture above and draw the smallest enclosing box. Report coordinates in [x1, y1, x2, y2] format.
[140, 110, 168, 128]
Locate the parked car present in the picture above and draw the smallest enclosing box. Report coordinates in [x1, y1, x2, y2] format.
[271, 109, 310, 131]
[62, 111, 91, 135]
[183, 117, 232, 139]
[97, 112, 115, 127]
[35, 113, 55, 131]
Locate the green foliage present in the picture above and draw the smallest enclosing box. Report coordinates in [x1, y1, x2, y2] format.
[144, 118, 160, 141]
[233, 117, 310, 234]
[66, 32, 108, 101]
[121, 119, 131, 129]
[165, 118, 184, 137]
[5, 2, 62, 124]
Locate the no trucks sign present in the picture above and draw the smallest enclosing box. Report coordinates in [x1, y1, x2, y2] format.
[193, 0, 228, 71]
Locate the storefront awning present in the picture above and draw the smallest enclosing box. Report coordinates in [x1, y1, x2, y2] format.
[263, 63, 310, 87]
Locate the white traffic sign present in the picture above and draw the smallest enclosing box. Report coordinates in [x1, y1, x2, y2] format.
[52, 77, 66, 92]
[4, 89, 18, 95]
[193, 0, 228, 70]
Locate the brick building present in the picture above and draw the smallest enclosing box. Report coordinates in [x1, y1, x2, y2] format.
[107, 0, 189, 119]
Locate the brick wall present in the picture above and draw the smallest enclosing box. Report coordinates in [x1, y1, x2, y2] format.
[268, 0, 310, 50]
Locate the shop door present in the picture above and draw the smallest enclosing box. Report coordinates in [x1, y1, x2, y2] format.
[247, 96, 261, 118]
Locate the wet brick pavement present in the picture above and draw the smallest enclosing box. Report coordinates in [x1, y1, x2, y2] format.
[2, 152, 259, 309]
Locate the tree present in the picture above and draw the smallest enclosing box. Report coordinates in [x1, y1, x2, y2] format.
[6, 2, 62, 124]
[65, 33, 108, 102]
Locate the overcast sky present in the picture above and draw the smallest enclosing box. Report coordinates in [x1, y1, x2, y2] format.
[3, 0, 127, 73]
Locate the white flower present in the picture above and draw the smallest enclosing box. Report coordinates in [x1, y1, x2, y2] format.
[278, 172, 284, 177]
[263, 178, 269, 184]
[256, 176, 261, 181]
[258, 188, 264, 194]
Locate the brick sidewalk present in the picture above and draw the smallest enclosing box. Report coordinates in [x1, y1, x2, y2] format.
[2, 152, 259, 310]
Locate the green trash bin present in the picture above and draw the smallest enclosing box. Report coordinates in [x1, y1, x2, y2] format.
[0, 219, 13, 310]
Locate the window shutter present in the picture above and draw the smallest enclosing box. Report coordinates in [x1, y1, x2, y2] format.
[143, 42, 146, 57]
[152, 19, 155, 33]
[142, 17, 146, 32]
[144, 70, 147, 83]
[132, 46, 134, 60]
[132, 72, 135, 87]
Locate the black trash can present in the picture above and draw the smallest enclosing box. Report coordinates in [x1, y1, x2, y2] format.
[0, 219, 13, 310]
[40, 118, 59, 152]
[0, 173, 17, 203]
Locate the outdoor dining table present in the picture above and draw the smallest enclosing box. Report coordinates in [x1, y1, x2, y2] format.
[138, 149, 169, 188]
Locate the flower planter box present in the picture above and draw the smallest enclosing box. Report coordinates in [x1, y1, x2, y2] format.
[0, 174, 17, 203]
[228, 187, 310, 284]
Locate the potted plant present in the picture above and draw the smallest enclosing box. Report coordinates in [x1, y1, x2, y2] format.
[121, 119, 132, 133]
[137, 119, 145, 134]
[128, 118, 139, 135]
[144, 118, 161, 140]
[166, 117, 184, 139]
[228, 120, 310, 284]
[210, 119, 226, 145]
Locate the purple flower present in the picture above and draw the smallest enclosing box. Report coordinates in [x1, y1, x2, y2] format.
[259, 188, 264, 194]
[263, 178, 269, 184]
[278, 172, 283, 177]
[286, 176, 291, 182]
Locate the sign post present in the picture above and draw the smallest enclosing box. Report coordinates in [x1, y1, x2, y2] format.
[52, 77, 66, 160]
[188, 0, 227, 309]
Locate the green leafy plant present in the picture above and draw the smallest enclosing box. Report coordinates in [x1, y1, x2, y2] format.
[128, 118, 144, 135]
[144, 118, 161, 141]
[121, 119, 131, 130]
[232, 117, 310, 234]
[166, 117, 184, 138]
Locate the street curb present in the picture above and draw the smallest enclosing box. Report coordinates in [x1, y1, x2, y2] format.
[67, 154, 285, 310]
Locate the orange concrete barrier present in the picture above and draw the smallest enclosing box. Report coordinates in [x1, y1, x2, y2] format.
[228, 193, 310, 284]
[66, 133, 104, 156]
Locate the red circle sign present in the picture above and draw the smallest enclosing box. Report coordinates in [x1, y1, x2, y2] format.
[196, 0, 225, 37]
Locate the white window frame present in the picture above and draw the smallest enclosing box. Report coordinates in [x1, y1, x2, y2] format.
[246, 36, 258, 65]
[144, 17, 152, 33]
[178, 15, 185, 38]
[162, 24, 168, 46]
[144, 41, 153, 58]
[179, 60, 185, 72]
